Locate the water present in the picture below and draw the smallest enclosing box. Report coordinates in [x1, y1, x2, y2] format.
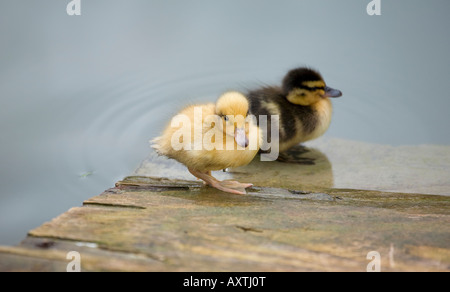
[1, 0, 450, 245]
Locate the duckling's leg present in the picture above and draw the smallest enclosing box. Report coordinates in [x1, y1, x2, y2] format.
[188, 168, 251, 195]
[198, 171, 212, 185]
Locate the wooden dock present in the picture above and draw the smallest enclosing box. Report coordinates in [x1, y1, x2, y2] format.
[1, 143, 450, 272]
[0, 175, 449, 272]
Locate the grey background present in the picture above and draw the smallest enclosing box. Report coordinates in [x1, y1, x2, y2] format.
[1, 0, 449, 245]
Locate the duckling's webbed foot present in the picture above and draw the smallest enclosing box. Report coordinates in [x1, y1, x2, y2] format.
[219, 181, 253, 189]
[218, 181, 253, 193]
[188, 168, 251, 195]
[214, 181, 252, 195]
[277, 149, 315, 165]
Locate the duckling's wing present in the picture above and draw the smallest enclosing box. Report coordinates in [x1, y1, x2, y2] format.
[149, 103, 216, 158]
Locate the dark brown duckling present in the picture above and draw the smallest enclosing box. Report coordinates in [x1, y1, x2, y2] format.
[247, 67, 342, 155]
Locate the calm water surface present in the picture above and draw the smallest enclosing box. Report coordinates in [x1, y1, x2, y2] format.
[1, 1, 449, 245]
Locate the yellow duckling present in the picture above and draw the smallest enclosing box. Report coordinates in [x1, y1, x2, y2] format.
[247, 67, 342, 154]
[153, 91, 262, 195]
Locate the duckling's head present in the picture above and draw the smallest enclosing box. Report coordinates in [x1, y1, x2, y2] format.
[282, 67, 342, 106]
[215, 91, 250, 148]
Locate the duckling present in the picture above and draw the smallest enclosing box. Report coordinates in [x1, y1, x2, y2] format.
[247, 67, 342, 155]
[152, 91, 262, 195]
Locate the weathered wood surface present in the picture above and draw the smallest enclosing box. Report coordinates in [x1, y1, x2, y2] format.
[0, 176, 449, 272]
[136, 139, 450, 196]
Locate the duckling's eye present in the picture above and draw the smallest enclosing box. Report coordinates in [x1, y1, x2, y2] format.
[223, 116, 229, 122]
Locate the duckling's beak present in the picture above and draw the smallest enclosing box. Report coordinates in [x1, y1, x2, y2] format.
[323, 86, 342, 98]
[235, 127, 249, 148]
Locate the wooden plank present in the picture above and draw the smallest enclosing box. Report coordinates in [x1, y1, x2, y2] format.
[0, 238, 164, 272]
[1, 177, 448, 272]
